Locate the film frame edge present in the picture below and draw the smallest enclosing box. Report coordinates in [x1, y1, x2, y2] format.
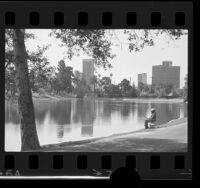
[0, 0, 194, 182]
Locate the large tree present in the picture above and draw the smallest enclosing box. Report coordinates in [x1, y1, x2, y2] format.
[13, 29, 40, 151]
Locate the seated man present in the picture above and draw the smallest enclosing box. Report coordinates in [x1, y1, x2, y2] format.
[144, 108, 156, 129]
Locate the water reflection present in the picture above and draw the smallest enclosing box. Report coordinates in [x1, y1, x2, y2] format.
[50, 100, 71, 125]
[5, 98, 188, 151]
[137, 103, 149, 123]
[5, 101, 20, 124]
[102, 100, 112, 120]
[73, 99, 95, 124]
[121, 102, 131, 119]
[81, 126, 94, 137]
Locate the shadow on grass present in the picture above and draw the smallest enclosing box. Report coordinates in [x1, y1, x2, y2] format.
[41, 137, 187, 152]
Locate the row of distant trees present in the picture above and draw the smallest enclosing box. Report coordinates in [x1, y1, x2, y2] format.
[5, 57, 187, 99]
[92, 78, 187, 99]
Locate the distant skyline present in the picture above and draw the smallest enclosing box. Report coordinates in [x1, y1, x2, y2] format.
[138, 73, 147, 86]
[25, 29, 188, 88]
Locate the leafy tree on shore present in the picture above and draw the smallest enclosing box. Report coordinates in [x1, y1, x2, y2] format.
[56, 60, 74, 94]
[119, 79, 132, 96]
[110, 84, 122, 97]
[27, 45, 52, 91]
[100, 76, 112, 96]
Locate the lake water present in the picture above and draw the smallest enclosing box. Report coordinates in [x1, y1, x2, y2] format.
[5, 98, 187, 151]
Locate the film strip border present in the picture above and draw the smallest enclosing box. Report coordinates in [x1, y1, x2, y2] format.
[0, 1, 193, 180]
[0, 153, 192, 179]
[0, 1, 192, 28]
[2, 11, 186, 27]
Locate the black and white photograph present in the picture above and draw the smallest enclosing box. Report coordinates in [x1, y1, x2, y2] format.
[5, 29, 188, 152]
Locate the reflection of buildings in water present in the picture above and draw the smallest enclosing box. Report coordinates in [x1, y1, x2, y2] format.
[46, 100, 72, 141]
[120, 102, 131, 119]
[73, 99, 96, 125]
[151, 103, 166, 124]
[72, 99, 96, 136]
[168, 103, 173, 111]
[82, 100, 96, 125]
[151, 103, 180, 125]
[81, 99, 95, 137]
[165, 103, 176, 119]
[81, 125, 93, 137]
[137, 103, 149, 123]
[169, 104, 180, 120]
[72, 99, 84, 123]
[50, 100, 72, 125]
[110, 101, 121, 113]
[35, 111, 47, 125]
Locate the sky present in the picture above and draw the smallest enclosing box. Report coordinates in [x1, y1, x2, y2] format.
[25, 29, 188, 88]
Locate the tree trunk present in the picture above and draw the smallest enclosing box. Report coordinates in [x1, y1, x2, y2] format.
[13, 29, 40, 151]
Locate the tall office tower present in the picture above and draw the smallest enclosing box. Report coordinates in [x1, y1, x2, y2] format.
[82, 59, 94, 90]
[138, 73, 147, 86]
[152, 61, 180, 89]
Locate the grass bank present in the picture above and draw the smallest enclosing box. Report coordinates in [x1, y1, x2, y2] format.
[41, 117, 187, 152]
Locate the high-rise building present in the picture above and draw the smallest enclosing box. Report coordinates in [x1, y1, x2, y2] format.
[138, 73, 147, 86]
[152, 61, 180, 89]
[82, 59, 94, 90]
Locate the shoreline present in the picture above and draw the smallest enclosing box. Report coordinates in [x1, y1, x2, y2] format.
[6, 93, 185, 104]
[32, 94, 185, 103]
[41, 117, 187, 152]
[103, 97, 184, 103]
